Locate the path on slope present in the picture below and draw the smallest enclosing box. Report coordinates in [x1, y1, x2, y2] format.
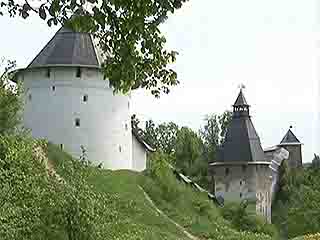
[138, 186, 199, 240]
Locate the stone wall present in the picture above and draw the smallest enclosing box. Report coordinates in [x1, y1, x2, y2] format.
[281, 145, 302, 169]
[212, 163, 272, 223]
[255, 164, 272, 222]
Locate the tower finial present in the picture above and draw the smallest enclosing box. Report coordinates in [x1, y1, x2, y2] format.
[238, 83, 246, 91]
[289, 125, 293, 129]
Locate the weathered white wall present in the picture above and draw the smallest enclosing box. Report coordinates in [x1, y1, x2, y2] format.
[213, 163, 272, 223]
[132, 135, 147, 172]
[19, 67, 133, 170]
[214, 165, 256, 202]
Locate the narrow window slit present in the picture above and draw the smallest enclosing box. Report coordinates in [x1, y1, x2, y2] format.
[46, 68, 51, 78]
[75, 118, 80, 127]
[76, 67, 81, 78]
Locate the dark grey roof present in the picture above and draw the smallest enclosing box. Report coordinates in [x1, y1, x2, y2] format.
[279, 128, 301, 145]
[220, 117, 266, 162]
[27, 27, 100, 69]
[233, 89, 249, 106]
[219, 90, 265, 162]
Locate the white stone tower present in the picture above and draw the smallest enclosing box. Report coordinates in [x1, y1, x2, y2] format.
[15, 26, 135, 170]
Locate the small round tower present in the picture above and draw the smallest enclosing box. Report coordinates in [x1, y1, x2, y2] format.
[15, 27, 133, 170]
[278, 126, 303, 169]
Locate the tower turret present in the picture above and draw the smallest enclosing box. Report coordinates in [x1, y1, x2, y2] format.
[278, 126, 303, 168]
[233, 89, 250, 118]
[210, 88, 272, 223]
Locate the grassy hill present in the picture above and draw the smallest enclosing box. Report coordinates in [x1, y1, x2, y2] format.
[47, 143, 278, 240]
[0, 136, 280, 240]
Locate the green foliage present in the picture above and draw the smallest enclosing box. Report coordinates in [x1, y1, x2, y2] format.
[175, 126, 202, 174]
[0, 58, 22, 135]
[47, 144, 106, 240]
[48, 143, 188, 240]
[156, 122, 179, 154]
[0, 135, 110, 240]
[137, 111, 232, 190]
[0, 1, 189, 97]
[221, 202, 279, 239]
[199, 110, 232, 162]
[1, 136, 281, 240]
[272, 163, 320, 239]
[0, 134, 52, 239]
[139, 154, 275, 240]
[135, 118, 179, 155]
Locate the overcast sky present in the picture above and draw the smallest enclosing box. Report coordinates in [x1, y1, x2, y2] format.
[0, 0, 318, 162]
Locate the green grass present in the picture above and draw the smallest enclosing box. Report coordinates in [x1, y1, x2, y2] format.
[139, 169, 279, 240]
[47, 143, 188, 240]
[47, 143, 279, 240]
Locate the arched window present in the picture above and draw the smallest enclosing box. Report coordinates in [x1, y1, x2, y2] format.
[83, 94, 88, 102]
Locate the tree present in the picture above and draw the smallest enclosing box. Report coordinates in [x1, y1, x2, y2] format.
[0, 135, 53, 240]
[143, 120, 178, 155]
[0, 0, 188, 97]
[218, 110, 232, 144]
[0, 58, 22, 135]
[199, 110, 232, 162]
[144, 119, 158, 149]
[131, 114, 140, 130]
[175, 127, 202, 174]
[156, 122, 179, 155]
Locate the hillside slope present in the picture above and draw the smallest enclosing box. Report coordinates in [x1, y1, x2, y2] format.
[0, 137, 279, 240]
[47, 143, 278, 240]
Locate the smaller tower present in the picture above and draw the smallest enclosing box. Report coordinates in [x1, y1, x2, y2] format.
[278, 126, 303, 169]
[210, 88, 272, 222]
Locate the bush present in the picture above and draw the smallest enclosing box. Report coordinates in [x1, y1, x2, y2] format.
[221, 202, 279, 239]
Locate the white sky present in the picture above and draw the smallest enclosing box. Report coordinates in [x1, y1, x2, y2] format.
[0, 0, 318, 162]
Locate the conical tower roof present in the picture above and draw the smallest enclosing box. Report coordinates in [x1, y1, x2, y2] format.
[219, 89, 265, 162]
[233, 89, 249, 106]
[27, 26, 101, 69]
[279, 127, 302, 145]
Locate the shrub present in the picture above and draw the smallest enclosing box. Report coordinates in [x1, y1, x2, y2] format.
[221, 202, 279, 238]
